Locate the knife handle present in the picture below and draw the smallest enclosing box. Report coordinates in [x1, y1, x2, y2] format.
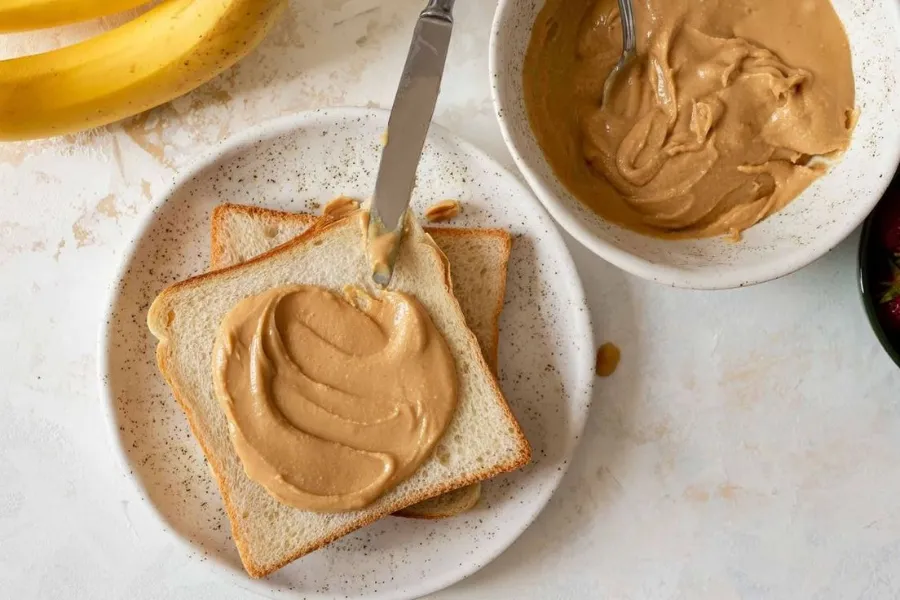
[422, 0, 454, 22]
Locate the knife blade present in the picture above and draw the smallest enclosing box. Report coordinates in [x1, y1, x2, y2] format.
[368, 0, 455, 286]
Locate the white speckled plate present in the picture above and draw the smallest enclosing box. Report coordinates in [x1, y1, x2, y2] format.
[98, 108, 593, 599]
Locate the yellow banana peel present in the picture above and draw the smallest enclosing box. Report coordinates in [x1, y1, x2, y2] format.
[0, 0, 287, 141]
[0, 0, 153, 33]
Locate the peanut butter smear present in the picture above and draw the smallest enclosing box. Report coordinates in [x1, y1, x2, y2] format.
[213, 285, 458, 513]
[524, 0, 856, 239]
[322, 195, 360, 220]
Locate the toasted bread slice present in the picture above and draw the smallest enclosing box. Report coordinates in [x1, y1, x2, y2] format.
[209, 204, 511, 519]
[148, 212, 530, 577]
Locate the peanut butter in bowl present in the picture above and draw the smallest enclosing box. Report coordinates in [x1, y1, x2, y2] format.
[523, 0, 856, 240]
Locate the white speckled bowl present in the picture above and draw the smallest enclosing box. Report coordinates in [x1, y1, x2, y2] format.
[490, 0, 900, 289]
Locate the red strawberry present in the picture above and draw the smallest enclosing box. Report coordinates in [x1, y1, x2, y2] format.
[879, 201, 900, 255]
[881, 298, 900, 332]
[880, 261, 900, 331]
[879, 299, 900, 332]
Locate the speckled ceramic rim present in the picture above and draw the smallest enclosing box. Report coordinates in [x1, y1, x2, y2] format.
[489, 0, 900, 290]
[96, 107, 594, 599]
[857, 203, 900, 369]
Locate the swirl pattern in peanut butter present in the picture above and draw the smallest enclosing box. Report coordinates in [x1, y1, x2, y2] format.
[524, 0, 855, 238]
[213, 285, 457, 513]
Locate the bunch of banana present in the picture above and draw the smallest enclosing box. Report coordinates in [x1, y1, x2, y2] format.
[0, 0, 152, 32]
[0, 0, 287, 141]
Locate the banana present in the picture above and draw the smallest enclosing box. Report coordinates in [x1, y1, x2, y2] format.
[0, 0, 153, 33]
[0, 0, 286, 141]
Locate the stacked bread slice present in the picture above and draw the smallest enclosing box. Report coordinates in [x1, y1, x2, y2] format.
[147, 204, 530, 577]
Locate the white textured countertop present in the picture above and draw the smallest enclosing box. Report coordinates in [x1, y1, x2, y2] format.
[2, 1, 899, 599]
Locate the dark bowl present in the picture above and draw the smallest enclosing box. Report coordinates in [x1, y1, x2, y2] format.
[858, 169, 900, 368]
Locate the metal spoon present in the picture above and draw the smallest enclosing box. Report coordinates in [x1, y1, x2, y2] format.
[601, 0, 636, 107]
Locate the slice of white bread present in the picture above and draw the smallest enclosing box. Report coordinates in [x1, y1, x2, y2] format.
[148, 211, 531, 577]
[209, 204, 511, 519]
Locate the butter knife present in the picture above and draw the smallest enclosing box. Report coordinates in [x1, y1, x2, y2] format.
[367, 0, 455, 286]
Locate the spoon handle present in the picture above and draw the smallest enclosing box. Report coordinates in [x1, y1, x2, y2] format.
[618, 0, 636, 55]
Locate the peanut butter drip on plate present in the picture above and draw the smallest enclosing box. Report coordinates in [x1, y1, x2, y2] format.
[524, 0, 856, 239]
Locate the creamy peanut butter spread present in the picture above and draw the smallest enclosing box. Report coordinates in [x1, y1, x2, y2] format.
[524, 0, 856, 238]
[322, 195, 360, 219]
[362, 210, 403, 284]
[425, 199, 462, 223]
[213, 284, 458, 512]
